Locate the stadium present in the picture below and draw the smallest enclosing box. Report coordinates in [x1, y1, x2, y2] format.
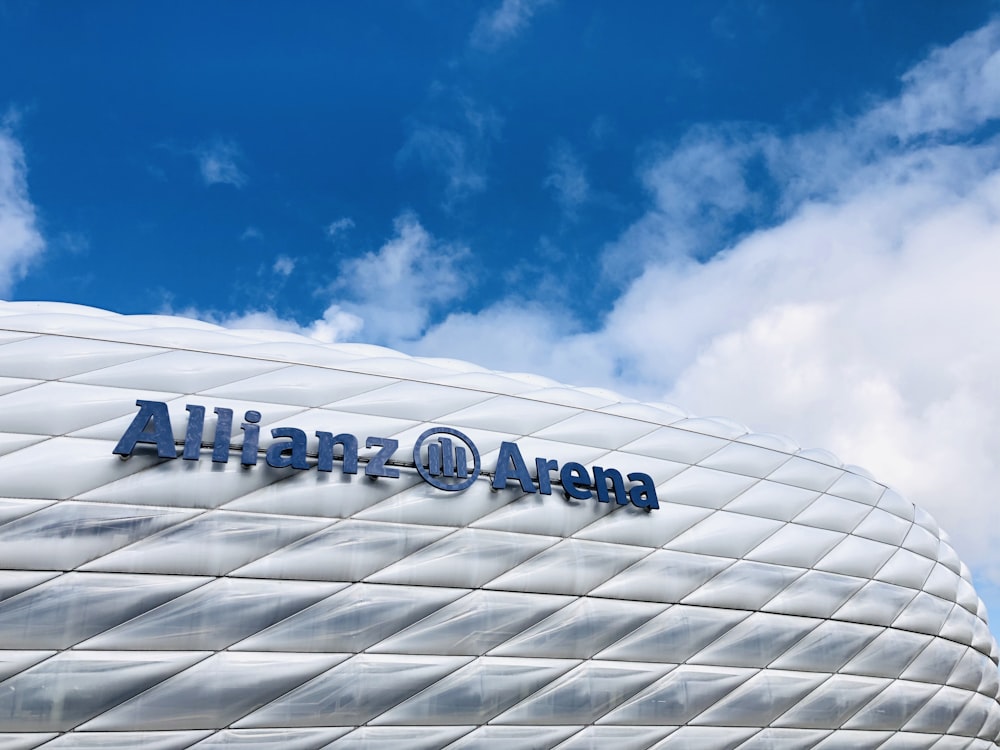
[0, 300, 997, 749]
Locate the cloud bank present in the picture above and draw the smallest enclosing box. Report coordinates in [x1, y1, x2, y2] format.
[0, 127, 45, 296]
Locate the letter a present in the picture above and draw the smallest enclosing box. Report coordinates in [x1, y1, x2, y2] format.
[113, 400, 177, 459]
[628, 472, 659, 510]
[492, 442, 537, 493]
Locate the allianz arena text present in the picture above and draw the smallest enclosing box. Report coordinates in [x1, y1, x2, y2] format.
[0, 300, 997, 749]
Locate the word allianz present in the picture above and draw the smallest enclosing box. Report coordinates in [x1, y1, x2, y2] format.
[113, 400, 660, 510]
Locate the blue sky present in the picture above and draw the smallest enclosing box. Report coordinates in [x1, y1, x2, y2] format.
[4, 1, 1000, 628]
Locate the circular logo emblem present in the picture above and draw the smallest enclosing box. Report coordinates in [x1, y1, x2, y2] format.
[413, 426, 481, 492]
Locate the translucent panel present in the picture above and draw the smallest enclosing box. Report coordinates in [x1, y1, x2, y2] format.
[723, 481, 819, 522]
[0, 570, 60, 602]
[590, 549, 733, 603]
[231, 520, 451, 582]
[902, 524, 941, 559]
[75, 445, 299, 509]
[441, 395, 580, 435]
[665, 512, 784, 559]
[323, 380, 494, 421]
[649, 726, 757, 749]
[900, 638, 968, 683]
[355, 472, 528, 533]
[234, 654, 470, 727]
[744, 524, 845, 568]
[893, 592, 956, 636]
[697, 442, 789, 478]
[0, 650, 56, 681]
[471, 489, 617, 540]
[618, 426, 727, 464]
[0, 335, 159, 379]
[826, 471, 885, 505]
[903, 685, 971, 734]
[65, 348, 289, 392]
[812, 731, 895, 749]
[772, 674, 890, 728]
[444, 725, 581, 748]
[0, 650, 207, 731]
[682, 560, 804, 610]
[767, 457, 843, 492]
[233, 583, 464, 653]
[366, 528, 557, 589]
[0, 437, 161, 501]
[815, 535, 897, 579]
[81, 652, 348, 731]
[0, 431, 46, 458]
[843, 679, 941, 730]
[875, 548, 936, 590]
[531, 411, 659, 450]
[493, 597, 665, 659]
[598, 665, 755, 725]
[224, 471, 424, 519]
[762, 570, 867, 618]
[80, 578, 342, 651]
[877, 488, 914, 522]
[852, 508, 912, 546]
[655, 467, 757, 510]
[0, 382, 177, 436]
[0, 502, 197, 570]
[485, 539, 648, 596]
[734, 728, 834, 749]
[673, 417, 748, 440]
[82, 511, 329, 576]
[923, 564, 961, 601]
[595, 603, 746, 663]
[939, 603, 978, 645]
[946, 646, 990, 691]
[200, 364, 390, 408]
[870, 733, 941, 750]
[599, 400, 687, 425]
[553, 726, 675, 750]
[792, 494, 871, 534]
[521, 386, 617, 410]
[371, 656, 577, 725]
[948, 692, 995, 736]
[0, 572, 206, 648]
[323, 726, 473, 750]
[689, 612, 819, 668]
[188, 728, 350, 749]
[571, 501, 713, 549]
[770, 620, 881, 673]
[38, 732, 211, 749]
[833, 581, 918, 627]
[694, 670, 828, 727]
[369, 590, 570, 656]
[494, 660, 671, 724]
[840, 629, 932, 679]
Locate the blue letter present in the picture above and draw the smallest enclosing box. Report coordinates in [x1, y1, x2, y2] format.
[240, 410, 261, 466]
[182, 404, 204, 460]
[492, 442, 536, 492]
[113, 400, 176, 459]
[317, 432, 359, 474]
[365, 437, 399, 478]
[560, 462, 592, 499]
[266, 427, 309, 469]
[628, 472, 659, 510]
[593, 466, 628, 505]
[212, 407, 233, 463]
[534, 457, 559, 495]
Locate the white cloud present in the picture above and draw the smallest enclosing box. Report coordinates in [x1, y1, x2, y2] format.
[399, 20, 1000, 585]
[470, 0, 552, 50]
[240, 226, 263, 241]
[0, 127, 45, 296]
[197, 140, 247, 188]
[397, 96, 502, 206]
[272, 255, 295, 277]
[325, 217, 355, 240]
[544, 140, 590, 215]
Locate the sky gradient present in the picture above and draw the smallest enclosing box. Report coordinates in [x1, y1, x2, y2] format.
[3, 1, 1000, 630]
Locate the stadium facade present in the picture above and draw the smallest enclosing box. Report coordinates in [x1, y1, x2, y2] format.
[0, 300, 998, 749]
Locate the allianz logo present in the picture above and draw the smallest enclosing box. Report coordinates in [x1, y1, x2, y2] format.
[113, 400, 659, 511]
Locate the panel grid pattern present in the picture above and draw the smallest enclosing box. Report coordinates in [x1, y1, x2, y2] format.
[0, 301, 997, 749]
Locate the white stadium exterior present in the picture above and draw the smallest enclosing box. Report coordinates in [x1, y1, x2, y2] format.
[0, 299, 998, 749]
